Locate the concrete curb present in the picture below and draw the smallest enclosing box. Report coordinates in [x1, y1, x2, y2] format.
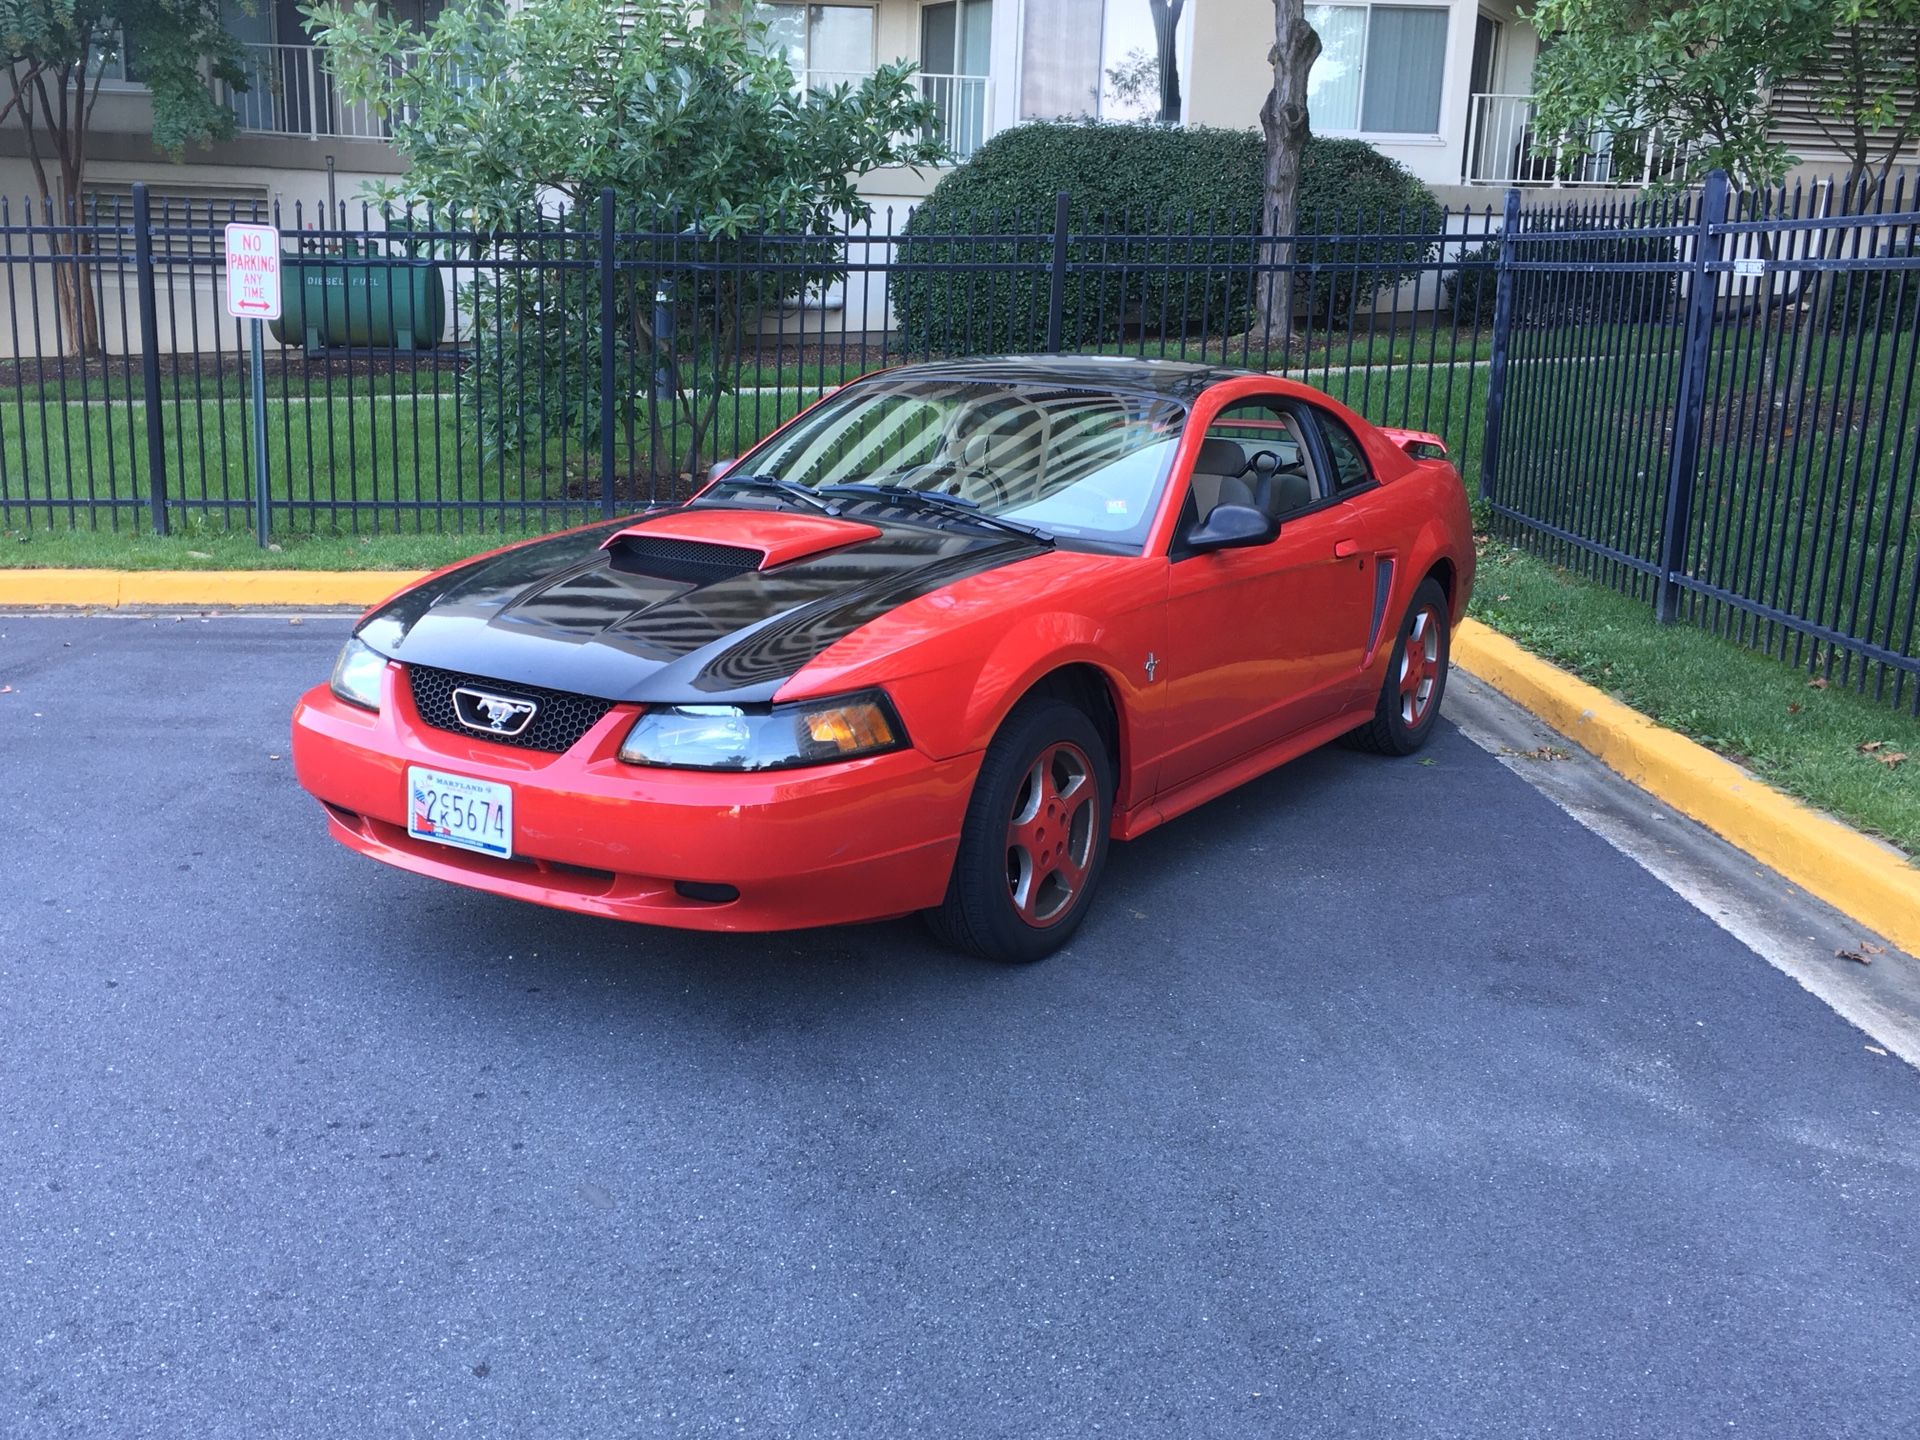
[1453, 618, 1920, 958]
[0, 568, 426, 610]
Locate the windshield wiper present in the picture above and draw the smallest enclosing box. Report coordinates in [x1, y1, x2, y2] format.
[705, 473, 841, 515]
[818, 483, 1054, 546]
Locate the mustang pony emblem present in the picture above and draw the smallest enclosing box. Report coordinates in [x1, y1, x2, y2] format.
[452, 687, 539, 736]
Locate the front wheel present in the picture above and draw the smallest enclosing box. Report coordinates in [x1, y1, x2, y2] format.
[925, 698, 1113, 963]
[1343, 577, 1452, 756]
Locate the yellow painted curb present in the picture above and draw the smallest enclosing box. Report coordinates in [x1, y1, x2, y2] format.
[0, 569, 428, 610]
[1453, 618, 1920, 957]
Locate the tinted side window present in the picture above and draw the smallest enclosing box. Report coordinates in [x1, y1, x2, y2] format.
[1318, 412, 1374, 491]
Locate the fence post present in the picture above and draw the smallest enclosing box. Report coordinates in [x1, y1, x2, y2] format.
[598, 188, 617, 519]
[1045, 190, 1070, 352]
[1656, 168, 1728, 624]
[130, 183, 170, 537]
[1476, 187, 1523, 506]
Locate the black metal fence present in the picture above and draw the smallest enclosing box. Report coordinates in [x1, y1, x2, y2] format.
[0, 186, 1504, 537]
[1481, 170, 1920, 711]
[0, 173, 1915, 709]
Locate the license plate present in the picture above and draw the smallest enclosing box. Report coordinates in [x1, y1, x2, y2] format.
[407, 767, 513, 859]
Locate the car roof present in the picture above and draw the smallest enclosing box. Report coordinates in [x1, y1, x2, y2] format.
[867, 354, 1263, 401]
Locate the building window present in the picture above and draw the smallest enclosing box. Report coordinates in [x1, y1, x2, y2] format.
[1305, 4, 1449, 135]
[754, 3, 877, 91]
[83, 29, 140, 86]
[1019, 0, 1102, 119]
[921, 0, 992, 158]
[1019, 0, 1191, 124]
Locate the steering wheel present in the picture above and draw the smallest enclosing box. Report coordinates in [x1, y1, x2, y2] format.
[1240, 449, 1284, 481]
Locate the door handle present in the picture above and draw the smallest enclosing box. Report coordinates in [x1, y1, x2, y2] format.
[1333, 538, 1359, 559]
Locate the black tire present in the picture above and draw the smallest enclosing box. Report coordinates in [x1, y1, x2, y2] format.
[1343, 577, 1452, 756]
[924, 698, 1114, 963]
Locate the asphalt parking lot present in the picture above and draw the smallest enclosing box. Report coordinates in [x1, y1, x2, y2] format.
[3, 615, 1918, 1439]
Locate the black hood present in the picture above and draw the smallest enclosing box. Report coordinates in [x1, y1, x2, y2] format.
[354, 508, 1043, 704]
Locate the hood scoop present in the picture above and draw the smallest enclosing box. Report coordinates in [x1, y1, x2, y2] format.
[602, 509, 884, 580]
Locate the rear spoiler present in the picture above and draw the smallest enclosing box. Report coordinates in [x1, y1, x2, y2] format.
[1378, 427, 1450, 461]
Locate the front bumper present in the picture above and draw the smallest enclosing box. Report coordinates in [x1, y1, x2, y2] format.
[290, 665, 980, 932]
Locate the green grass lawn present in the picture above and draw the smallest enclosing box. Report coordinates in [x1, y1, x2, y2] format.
[1492, 314, 1920, 678]
[0, 386, 815, 533]
[1472, 536, 1920, 859]
[0, 337, 1500, 543]
[1, 523, 538, 571]
[0, 351, 1495, 558]
[10, 311, 1700, 542]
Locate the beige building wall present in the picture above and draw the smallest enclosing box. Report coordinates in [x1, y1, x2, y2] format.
[0, 145, 432, 359]
[1188, 0, 1539, 197]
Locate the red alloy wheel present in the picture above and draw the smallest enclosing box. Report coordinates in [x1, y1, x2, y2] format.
[1004, 741, 1099, 929]
[1399, 603, 1444, 728]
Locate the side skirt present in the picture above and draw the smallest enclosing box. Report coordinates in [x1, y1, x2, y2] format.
[1111, 707, 1372, 841]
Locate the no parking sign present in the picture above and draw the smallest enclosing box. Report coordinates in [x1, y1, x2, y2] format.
[224, 221, 281, 545]
[223, 222, 282, 321]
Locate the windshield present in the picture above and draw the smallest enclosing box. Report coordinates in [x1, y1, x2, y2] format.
[710, 379, 1188, 549]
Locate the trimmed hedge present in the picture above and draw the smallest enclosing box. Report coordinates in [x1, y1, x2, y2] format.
[1443, 228, 1679, 329]
[892, 122, 1440, 353]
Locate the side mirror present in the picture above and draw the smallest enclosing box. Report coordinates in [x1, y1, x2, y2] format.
[707, 458, 737, 485]
[1185, 503, 1279, 554]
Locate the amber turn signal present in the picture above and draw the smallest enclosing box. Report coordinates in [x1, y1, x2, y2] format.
[803, 700, 897, 754]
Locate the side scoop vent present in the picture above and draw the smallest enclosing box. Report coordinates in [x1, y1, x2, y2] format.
[603, 533, 763, 585]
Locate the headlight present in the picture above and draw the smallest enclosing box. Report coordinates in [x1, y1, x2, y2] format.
[618, 690, 906, 770]
[329, 637, 386, 712]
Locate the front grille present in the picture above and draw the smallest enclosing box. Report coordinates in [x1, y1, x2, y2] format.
[604, 533, 761, 584]
[406, 665, 614, 754]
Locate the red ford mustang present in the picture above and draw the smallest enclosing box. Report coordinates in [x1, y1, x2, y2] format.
[292, 357, 1473, 961]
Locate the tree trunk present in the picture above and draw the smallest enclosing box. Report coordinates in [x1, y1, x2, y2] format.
[53, 157, 105, 362]
[23, 64, 105, 358]
[1148, 0, 1185, 125]
[1255, 2, 1319, 363]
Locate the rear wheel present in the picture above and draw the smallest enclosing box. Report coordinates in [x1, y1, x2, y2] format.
[925, 698, 1113, 963]
[1343, 577, 1451, 756]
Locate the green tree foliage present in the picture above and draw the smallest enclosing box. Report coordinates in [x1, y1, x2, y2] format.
[307, 0, 944, 480]
[0, 0, 246, 351]
[892, 122, 1439, 355]
[1103, 47, 1159, 112]
[1530, 0, 1920, 194]
[1531, 0, 1821, 191]
[1801, 1, 1920, 198]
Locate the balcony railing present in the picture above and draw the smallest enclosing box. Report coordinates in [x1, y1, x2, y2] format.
[918, 73, 990, 160]
[226, 45, 993, 162]
[792, 69, 993, 162]
[225, 43, 391, 141]
[1464, 93, 1696, 187]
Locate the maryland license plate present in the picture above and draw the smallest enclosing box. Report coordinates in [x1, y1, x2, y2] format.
[407, 767, 513, 859]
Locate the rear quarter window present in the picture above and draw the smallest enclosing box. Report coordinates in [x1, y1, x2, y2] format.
[1318, 412, 1374, 491]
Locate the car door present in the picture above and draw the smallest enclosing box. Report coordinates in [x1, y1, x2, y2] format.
[1152, 397, 1376, 794]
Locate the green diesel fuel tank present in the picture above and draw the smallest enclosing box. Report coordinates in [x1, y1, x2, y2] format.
[271, 242, 445, 354]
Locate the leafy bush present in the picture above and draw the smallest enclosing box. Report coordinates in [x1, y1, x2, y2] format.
[309, 0, 941, 476]
[1443, 240, 1502, 329]
[893, 122, 1440, 353]
[1443, 227, 1679, 329]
